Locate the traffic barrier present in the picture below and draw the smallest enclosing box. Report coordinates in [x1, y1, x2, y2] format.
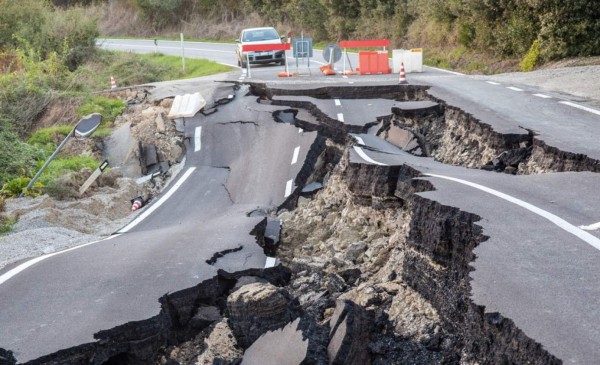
[110, 76, 117, 89]
[399, 62, 407, 84]
[241, 43, 292, 78]
[131, 196, 144, 211]
[392, 49, 423, 73]
[339, 39, 391, 75]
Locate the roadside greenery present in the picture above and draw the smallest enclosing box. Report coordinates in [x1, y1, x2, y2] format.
[0, 1, 233, 206]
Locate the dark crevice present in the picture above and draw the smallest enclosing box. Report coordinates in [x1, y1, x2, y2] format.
[205, 245, 244, 265]
[216, 121, 259, 126]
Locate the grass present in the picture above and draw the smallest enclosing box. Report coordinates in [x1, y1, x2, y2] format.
[138, 53, 234, 79]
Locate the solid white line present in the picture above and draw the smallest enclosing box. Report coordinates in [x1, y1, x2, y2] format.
[291, 146, 300, 165]
[285, 179, 294, 197]
[119, 167, 197, 233]
[559, 101, 600, 116]
[265, 257, 277, 268]
[580, 222, 600, 231]
[353, 146, 387, 166]
[486, 81, 500, 85]
[425, 173, 600, 251]
[337, 113, 345, 122]
[353, 135, 365, 145]
[194, 126, 201, 152]
[334, 99, 341, 106]
[424, 65, 464, 76]
[533, 93, 552, 99]
[0, 234, 121, 286]
[507, 86, 523, 92]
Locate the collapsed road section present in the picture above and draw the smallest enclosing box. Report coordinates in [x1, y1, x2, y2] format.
[2, 81, 600, 364]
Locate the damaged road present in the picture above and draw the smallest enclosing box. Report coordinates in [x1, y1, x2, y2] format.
[2, 73, 600, 364]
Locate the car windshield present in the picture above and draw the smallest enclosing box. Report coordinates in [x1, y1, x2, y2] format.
[242, 29, 279, 42]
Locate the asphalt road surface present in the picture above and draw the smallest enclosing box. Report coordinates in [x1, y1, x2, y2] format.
[1, 39, 599, 363]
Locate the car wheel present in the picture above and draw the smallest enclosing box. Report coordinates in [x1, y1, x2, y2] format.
[279, 59, 286, 66]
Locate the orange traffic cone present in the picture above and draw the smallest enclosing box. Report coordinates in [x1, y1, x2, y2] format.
[131, 196, 144, 211]
[320, 64, 336, 76]
[110, 76, 117, 89]
[398, 63, 407, 84]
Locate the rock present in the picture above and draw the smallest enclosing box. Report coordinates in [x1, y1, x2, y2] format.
[339, 268, 362, 286]
[189, 306, 221, 330]
[156, 114, 166, 132]
[345, 241, 368, 262]
[325, 273, 346, 295]
[195, 320, 242, 365]
[242, 316, 330, 365]
[227, 282, 299, 349]
[327, 300, 372, 365]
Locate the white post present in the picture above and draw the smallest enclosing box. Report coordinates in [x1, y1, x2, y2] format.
[180, 33, 186, 74]
[343, 48, 346, 74]
[246, 53, 251, 78]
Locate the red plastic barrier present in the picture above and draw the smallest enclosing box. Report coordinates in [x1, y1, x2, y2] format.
[340, 39, 389, 48]
[358, 51, 390, 75]
[242, 43, 291, 52]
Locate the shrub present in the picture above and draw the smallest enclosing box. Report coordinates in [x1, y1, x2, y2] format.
[78, 96, 126, 126]
[0, 213, 17, 234]
[44, 179, 79, 200]
[1, 177, 43, 197]
[27, 125, 73, 146]
[0, 131, 41, 186]
[520, 40, 540, 72]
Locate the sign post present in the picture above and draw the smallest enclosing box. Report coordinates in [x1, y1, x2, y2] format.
[79, 160, 109, 195]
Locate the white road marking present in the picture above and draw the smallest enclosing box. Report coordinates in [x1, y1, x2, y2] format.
[291, 146, 300, 165]
[285, 179, 294, 197]
[353, 146, 387, 166]
[486, 81, 500, 85]
[425, 174, 600, 252]
[334, 99, 341, 106]
[194, 126, 202, 152]
[0, 235, 122, 286]
[559, 101, 600, 116]
[119, 167, 197, 233]
[298, 128, 303, 133]
[507, 86, 523, 92]
[580, 222, 600, 231]
[352, 135, 365, 145]
[424, 65, 464, 76]
[349, 142, 600, 251]
[265, 257, 277, 268]
[337, 113, 345, 122]
[533, 93, 552, 99]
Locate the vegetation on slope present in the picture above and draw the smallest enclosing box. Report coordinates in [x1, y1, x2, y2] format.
[0, 0, 232, 209]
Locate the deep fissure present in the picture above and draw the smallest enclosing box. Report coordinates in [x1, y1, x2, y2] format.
[2, 82, 585, 364]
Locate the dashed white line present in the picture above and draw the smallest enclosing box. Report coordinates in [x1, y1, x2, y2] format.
[425, 173, 600, 252]
[533, 93, 552, 99]
[194, 126, 202, 152]
[507, 86, 523, 92]
[337, 113, 345, 122]
[486, 81, 500, 85]
[291, 146, 300, 165]
[559, 101, 600, 116]
[334, 99, 341, 106]
[285, 179, 294, 197]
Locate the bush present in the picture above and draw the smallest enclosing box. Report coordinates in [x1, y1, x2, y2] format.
[1, 176, 43, 197]
[78, 96, 126, 126]
[0, 214, 17, 234]
[0, 131, 41, 186]
[520, 40, 540, 72]
[44, 179, 79, 200]
[27, 125, 73, 146]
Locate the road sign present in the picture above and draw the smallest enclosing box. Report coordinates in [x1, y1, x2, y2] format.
[79, 160, 109, 195]
[292, 37, 313, 58]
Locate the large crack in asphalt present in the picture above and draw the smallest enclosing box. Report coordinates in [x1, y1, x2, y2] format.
[4, 81, 592, 364]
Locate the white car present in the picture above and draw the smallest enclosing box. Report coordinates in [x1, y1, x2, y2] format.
[236, 27, 286, 68]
